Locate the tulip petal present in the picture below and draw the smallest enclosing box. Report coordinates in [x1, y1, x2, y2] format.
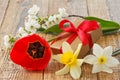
[74, 43, 82, 57]
[103, 46, 113, 56]
[77, 59, 84, 66]
[93, 44, 103, 57]
[84, 55, 97, 64]
[70, 65, 81, 79]
[52, 54, 62, 62]
[62, 42, 73, 54]
[105, 57, 119, 67]
[55, 65, 69, 75]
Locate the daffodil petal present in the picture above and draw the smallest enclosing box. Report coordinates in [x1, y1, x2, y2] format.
[105, 57, 119, 67]
[93, 44, 103, 57]
[101, 65, 113, 73]
[103, 46, 113, 56]
[62, 42, 73, 54]
[92, 63, 102, 73]
[74, 43, 82, 57]
[55, 65, 69, 75]
[52, 54, 62, 62]
[84, 55, 97, 64]
[92, 63, 113, 73]
[77, 59, 84, 66]
[70, 65, 81, 79]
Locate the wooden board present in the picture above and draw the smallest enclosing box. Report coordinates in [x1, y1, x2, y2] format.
[0, 0, 120, 80]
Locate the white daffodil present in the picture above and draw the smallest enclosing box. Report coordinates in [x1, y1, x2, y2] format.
[58, 8, 68, 17]
[4, 35, 11, 48]
[52, 42, 84, 79]
[28, 5, 40, 15]
[53, 14, 62, 24]
[84, 44, 119, 73]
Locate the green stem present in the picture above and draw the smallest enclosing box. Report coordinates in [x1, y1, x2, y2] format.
[103, 29, 120, 35]
[112, 48, 120, 56]
[68, 15, 85, 19]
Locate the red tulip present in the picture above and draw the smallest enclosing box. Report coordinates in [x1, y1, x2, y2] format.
[10, 34, 51, 70]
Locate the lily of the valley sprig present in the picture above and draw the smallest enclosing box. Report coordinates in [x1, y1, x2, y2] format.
[52, 42, 84, 79]
[84, 44, 119, 73]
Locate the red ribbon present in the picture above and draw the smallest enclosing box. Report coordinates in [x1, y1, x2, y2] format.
[59, 19, 99, 48]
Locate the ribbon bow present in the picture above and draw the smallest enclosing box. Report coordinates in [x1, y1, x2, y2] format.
[59, 19, 99, 48]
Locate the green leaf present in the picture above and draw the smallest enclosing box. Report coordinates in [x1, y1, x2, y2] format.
[43, 24, 63, 35]
[103, 30, 119, 35]
[37, 27, 46, 32]
[84, 16, 120, 31]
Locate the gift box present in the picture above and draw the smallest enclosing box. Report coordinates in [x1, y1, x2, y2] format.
[49, 18, 102, 58]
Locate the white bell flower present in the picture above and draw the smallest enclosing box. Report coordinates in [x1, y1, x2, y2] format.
[48, 16, 54, 22]
[3, 35, 11, 48]
[41, 24, 48, 29]
[25, 18, 40, 29]
[53, 14, 62, 23]
[28, 5, 40, 15]
[27, 15, 38, 20]
[58, 8, 68, 17]
[25, 26, 37, 33]
[45, 21, 54, 28]
[4, 35, 10, 42]
[18, 27, 28, 37]
[52, 42, 83, 79]
[84, 44, 119, 73]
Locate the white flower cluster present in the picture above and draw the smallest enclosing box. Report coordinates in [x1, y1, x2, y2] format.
[45, 8, 68, 28]
[3, 35, 15, 48]
[4, 5, 69, 48]
[18, 5, 40, 37]
[17, 5, 68, 37]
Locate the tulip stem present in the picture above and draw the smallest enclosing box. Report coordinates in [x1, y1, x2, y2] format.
[47, 36, 59, 43]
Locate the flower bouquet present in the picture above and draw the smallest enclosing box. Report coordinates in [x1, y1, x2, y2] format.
[3, 5, 120, 79]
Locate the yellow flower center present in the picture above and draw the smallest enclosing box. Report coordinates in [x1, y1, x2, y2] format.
[60, 52, 76, 65]
[98, 56, 107, 64]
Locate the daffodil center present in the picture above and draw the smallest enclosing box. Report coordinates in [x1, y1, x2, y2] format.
[27, 41, 45, 59]
[98, 56, 107, 64]
[60, 52, 76, 65]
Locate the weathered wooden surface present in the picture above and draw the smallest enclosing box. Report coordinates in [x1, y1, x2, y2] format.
[0, 0, 120, 80]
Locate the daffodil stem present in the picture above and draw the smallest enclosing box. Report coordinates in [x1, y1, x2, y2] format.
[112, 48, 120, 56]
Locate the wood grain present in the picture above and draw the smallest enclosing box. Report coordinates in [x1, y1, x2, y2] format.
[87, 0, 120, 80]
[0, 0, 9, 29]
[0, 0, 120, 80]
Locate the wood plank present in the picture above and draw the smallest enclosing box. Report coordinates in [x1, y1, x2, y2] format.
[106, 0, 120, 23]
[0, 0, 49, 80]
[0, 0, 9, 28]
[44, 0, 98, 80]
[87, 0, 110, 19]
[0, 0, 120, 80]
[87, 0, 120, 80]
[106, 0, 120, 79]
